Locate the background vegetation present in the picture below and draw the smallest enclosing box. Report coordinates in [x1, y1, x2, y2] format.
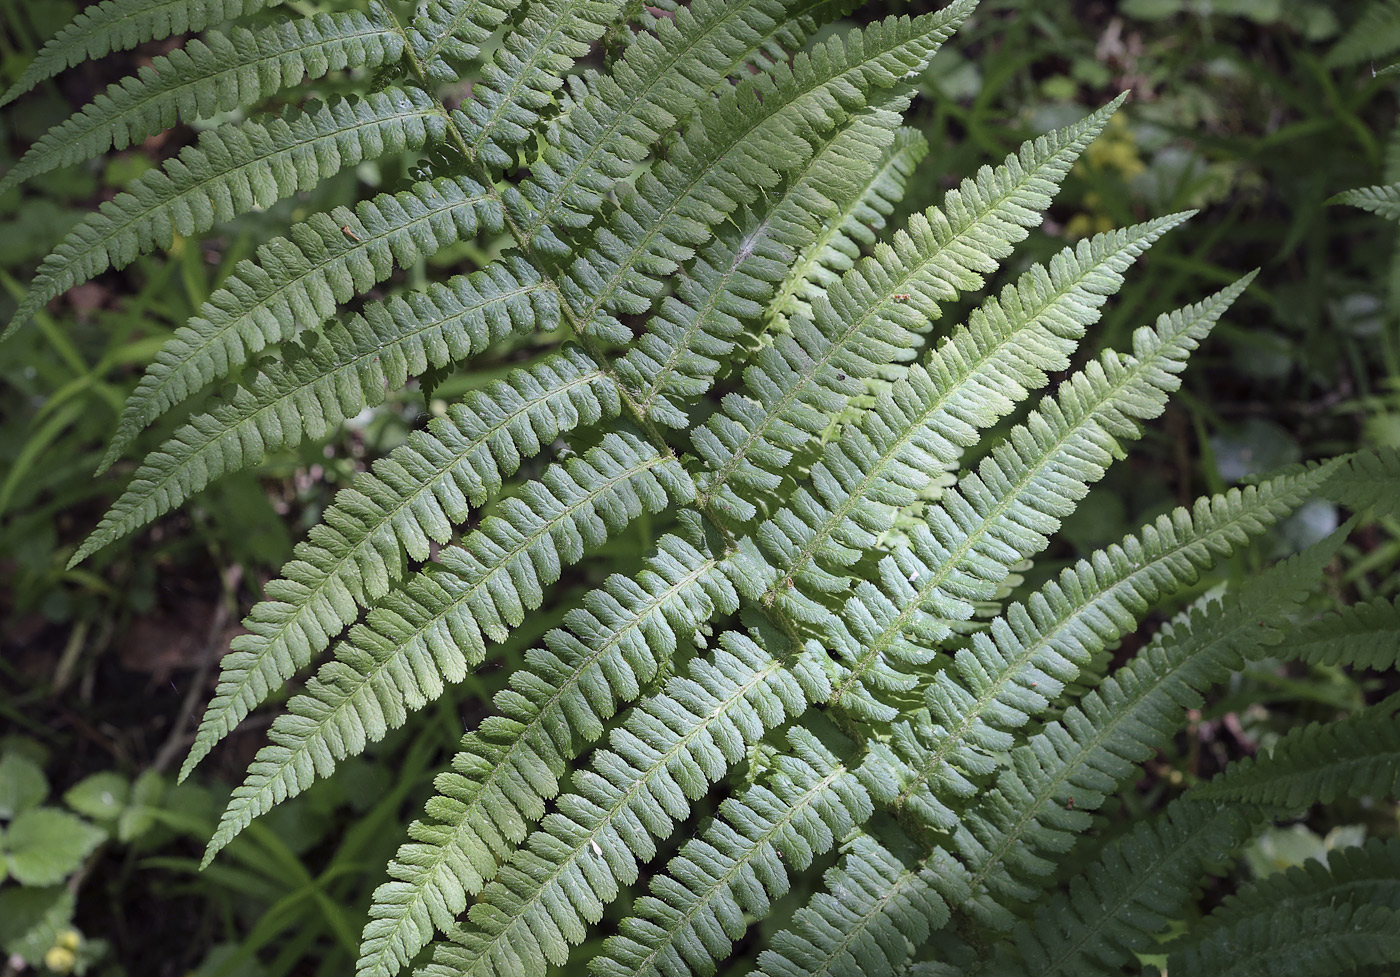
[0, 1, 1396, 975]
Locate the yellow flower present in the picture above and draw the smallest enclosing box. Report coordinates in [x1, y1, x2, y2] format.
[44, 946, 77, 975]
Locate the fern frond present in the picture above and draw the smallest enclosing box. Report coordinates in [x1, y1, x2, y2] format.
[0, 8, 403, 197]
[179, 348, 614, 783]
[88, 259, 550, 579]
[621, 105, 906, 427]
[1323, 445, 1400, 518]
[205, 430, 693, 861]
[753, 831, 963, 977]
[950, 531, 1348, 929]
[751, 213, 1191, 614]
[858, 464, 1338, 825]
[359, 526, 737, 977]
[1333, 182, 1400, 220]
[429, 632, 828, 977]
[693, 97, 1125, 522]
[408, 0, 519, 84]
[98, 172, 499, 476]
[1328, 0, 1400, 66]
[73, 177, 499, 562]
[1192, 837, 1400, 941]
[766, 125, 928, 333]
[995, 800, 1256, 977]
[1291, 595, 1400, 671]
[5, 88, 446, 338]
[771, 273, 1252, 678]
[0, 0, 281, 108]
[515, 0, 871, 243]
[517, 6, 973, 258]
[181, 348, 614, 782]
[591, 725, 870, 977]
[1164, 903, 1400, 977]
[1191, 696, 1400, 808]
[452, 0, 621, 168]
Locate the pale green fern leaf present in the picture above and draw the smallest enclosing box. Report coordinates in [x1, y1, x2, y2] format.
[766, 125, 928, 332]
[517, 7, 972, 259]
[88, 259, 550, 577]
[99, 172, 497, 474]
[1332, 182, 1400, 220]
[751, 831, 961, 977]
[514, 0, 853, 243]
[408, 0, 520, 84]
[0, 0, 282, 107]
[204, 431, 694, 861]
[0, 8, 403, 197]
[5, 88, 445, 338]
[180, 346, 616, 783]
[591, 724, 869, 977]
[358, 524, 736, 977]
[621, 105, 907, 427]
[859, 463, 1338, 825]
[453, 0, 622, 168]
[73, 176, 500, 562]
[693, 97, 1124, 522]
[430, 631, 828, 977]
[749, 214, 1192, 614]
[950, 531, 1348, 929]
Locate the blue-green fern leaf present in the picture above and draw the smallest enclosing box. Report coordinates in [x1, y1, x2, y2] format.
[0, 8, 404, 197]
[179, 346, 616, 783]
[6, 88, 446, 338]
[0, 0, 283, 107]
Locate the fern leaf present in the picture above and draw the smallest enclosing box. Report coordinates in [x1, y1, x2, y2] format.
[5, 88, 446, 338]
[950, 530, 1348, 928]
[752, 831, 963, 977]
[621, 105, 907, 427]
[1191, 837, 1400, 942]
[358, 526, 737, 977]
[767, 126, 928, 332]
[453, 0, 622, 168]
[516, 0, 855, 242]
[751, 213, 1191, 611]
[1291, 595, 1400, 671]
[996, 800, 1256, 977]
[180, 347, 615, 782]
[0, 0, 281, 108]
[769, 274, 1253, 667]
[0, 9, 403, 197]
[1165, 903, 1400, 977]
[428, 632, 828, 977]
[1328, 0, 1400, 66]
[204, 431, 693, 862]
[409, 0, 520, 83]
[1323, 445, 1400, 518]
[591, 725, 870, 977]
[97, 172, 497, 477]
[1191, 697, 1400, 808]
[85, 257, 547, 571]
[1332, 182, 1400, 220]
[517, 5, 973, 259]
[858, 464, 1338, 825]
[693, 98, 1125, 522]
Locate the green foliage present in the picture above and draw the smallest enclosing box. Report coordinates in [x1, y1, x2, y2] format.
[4, 2, 1399, 976]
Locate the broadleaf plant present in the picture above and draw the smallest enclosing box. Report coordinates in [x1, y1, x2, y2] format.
[5, 1, 1398, 976]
